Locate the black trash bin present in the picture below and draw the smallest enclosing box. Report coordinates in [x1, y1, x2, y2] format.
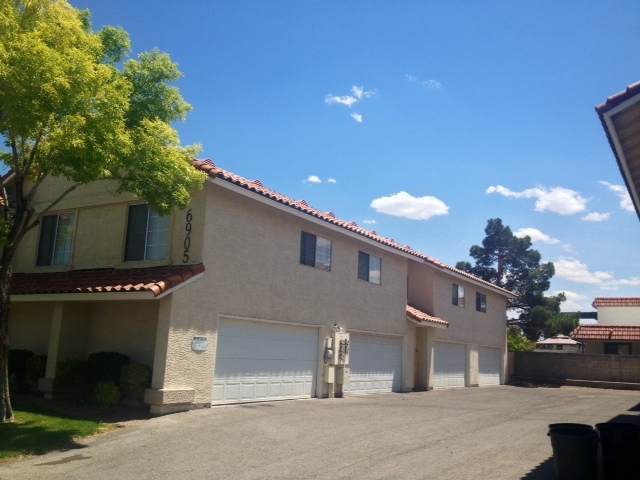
[549, 423, 595, 431]
[548, 426, 599, 480]
[596, 422, 640, 480]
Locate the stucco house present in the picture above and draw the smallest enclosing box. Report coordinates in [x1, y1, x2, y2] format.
[572, 298, 640, 355]
[8, 160, 513, 414]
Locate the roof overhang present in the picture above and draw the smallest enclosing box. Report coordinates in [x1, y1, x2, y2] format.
[596, 82, 640, 222]
[10, 264, 205, 302]
[406, 305, 449, 329]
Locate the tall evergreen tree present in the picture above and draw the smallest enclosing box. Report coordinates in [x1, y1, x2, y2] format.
[456, 218, 564, 340]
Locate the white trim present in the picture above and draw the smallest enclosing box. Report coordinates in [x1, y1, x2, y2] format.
[219, 313, 323, 329]
[602, 110, 640, 215]
[11, 271, 204, 302]
[346, 328, 405, 338]
[406, 316, 448, 329]
[11, 291, 156, 302]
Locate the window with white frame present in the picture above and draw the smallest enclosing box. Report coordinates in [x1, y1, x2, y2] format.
[358, 251, 381, 284]
[299, 231, 332, 271]
[452, 284, 465, 307]
[124, 204, 170, 261]
[36, 212, 76, 266]
[476, 292, 487, 313]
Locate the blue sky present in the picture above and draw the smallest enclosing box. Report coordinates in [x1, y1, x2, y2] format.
[71, 0, 640, 313]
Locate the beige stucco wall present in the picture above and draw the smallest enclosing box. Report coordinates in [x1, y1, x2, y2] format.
[12, 177, 206, 273]
[8, 302, 54, 354]
[596, 306, 640, 325]
[408, 262, 508, 388]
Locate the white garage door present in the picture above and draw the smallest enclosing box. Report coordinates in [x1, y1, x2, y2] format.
[434, 342, 466, 388]
[478, 347, 502, 386]
[345, 333, 402, 394]
[212, 318, 318, 405]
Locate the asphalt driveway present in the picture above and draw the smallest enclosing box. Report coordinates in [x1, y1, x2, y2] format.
[1, 385, 639, 480]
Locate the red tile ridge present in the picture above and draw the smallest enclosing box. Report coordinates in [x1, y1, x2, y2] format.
[194, 160, 515, 298]
[593, 298, 640, 308]
[406, 304, 449, 327]
[596, 81, 640, 114]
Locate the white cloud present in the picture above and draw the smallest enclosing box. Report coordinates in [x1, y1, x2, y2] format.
[554, 257, 614, 284]
[405, 74, 442, 89]
[600, 181, 635, 212]
[582, 212, 611, 222]
[324, 94, 358, 107]
[305, 175, 322, 184]
[351, 112, 363, 123]
[486, 185, 588, 215]
[554, 290, 592, 313]
[370, 191, 449, 220]
[327, 178, 337, 184]
[325, 85, 375, 109]
[362, 219, 377, 225]
[513, 228, 560, 244]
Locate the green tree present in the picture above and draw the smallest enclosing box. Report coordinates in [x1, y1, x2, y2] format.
[507, 327, 535, 352]
[456, 218, 564, 341]
[543, 312, 579, 338]
[0, 0, 205, 422]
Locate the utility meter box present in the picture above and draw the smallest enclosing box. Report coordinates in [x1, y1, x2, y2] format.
[335, 367, 351, 385]
[324, 366, 335, 384]
[331, 332, 350, 365]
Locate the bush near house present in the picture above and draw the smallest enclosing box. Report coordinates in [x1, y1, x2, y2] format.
[94, 381, 121, 407]
[507, 328, 536, 352]
[26, 354, 47, 389]
[120, 364, 152, 404]
[8, 349, 34, 393]
[86, 351, 131, 385]
[55, 359, 90, 403]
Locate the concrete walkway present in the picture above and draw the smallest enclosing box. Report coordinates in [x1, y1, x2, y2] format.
[1, 385, 639, 480]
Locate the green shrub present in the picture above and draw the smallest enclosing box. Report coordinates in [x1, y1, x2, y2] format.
[26, 354, 47, 388]
[94, 381, 121, 407]
[8, 349, 34, 393]
[56, 359, 89, 403]
[120, 364, 152, 402]
[86, 351, 131, 385]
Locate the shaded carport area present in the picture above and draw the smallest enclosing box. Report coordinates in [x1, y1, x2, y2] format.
[8, 264, 204, 398]
[2, 385, 638, 479]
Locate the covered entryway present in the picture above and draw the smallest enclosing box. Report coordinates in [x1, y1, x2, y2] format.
[433, 342, 466, 388]
[345, 333, 402, 394]
[212, 318, 319, 405]
[478, 347, 502, 386]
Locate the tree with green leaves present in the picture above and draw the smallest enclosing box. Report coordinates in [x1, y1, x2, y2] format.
[456, 218, 564, 341]
[0, 0, 205, 422]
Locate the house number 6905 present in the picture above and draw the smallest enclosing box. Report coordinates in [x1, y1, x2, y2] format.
[182, 209, 192, 263]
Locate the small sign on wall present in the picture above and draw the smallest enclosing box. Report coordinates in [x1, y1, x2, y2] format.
[192, 337, 208, 351]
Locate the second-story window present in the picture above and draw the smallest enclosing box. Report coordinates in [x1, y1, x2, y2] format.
[452, 284, 465, 307]
[125, 204, 170, 261]
[358, 251, 381, 284]
[36, 212, 76, 266]
[476, 292, 487, 313]
[300, 231, 332, 271]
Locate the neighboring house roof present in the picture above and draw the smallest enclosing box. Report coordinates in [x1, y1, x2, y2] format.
[11, 264, 205, 299]
[537, 334, 581, 346]
[596, 81, 640, 222]
[406, 304, 449, 328]
[572, 325, 640, 342]
[592, 298, 640, 308]
[194, 159, 515, 299]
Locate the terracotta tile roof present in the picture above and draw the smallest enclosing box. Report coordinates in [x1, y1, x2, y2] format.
[11, 264, 204, 297]
[193, 159, 515, 298]
[406, 304, 449, 327]
[595, 81, 640, 115]
[572, 325, 640, 341]
[592, 298, 640, 308]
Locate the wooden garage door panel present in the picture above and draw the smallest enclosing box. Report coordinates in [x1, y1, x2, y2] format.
[212, 318, 318, 404]
[346, 333, 402, 394]
[479, 347, 502, 386]
[434, 342, 466, 388]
